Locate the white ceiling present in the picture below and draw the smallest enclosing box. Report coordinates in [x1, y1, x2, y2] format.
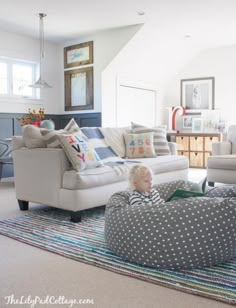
[1, 0, 236, 49]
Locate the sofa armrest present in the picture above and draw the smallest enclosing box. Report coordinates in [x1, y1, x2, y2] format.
[168, 142, 178, 155]
[13, 147, 70, 206]
[212, 141, 232, 155]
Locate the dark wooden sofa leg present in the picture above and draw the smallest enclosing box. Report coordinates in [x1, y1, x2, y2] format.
[208, 181, 214, 187]
[18, 200, 29, 211]
[71, 211, 82, 223]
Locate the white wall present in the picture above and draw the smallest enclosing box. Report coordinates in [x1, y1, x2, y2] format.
[165, 45, 236, 128]
[59, 25, 141, 115]
[2, 26, 235, 129]
[0, 30, 61, 114]
[101, 23, 207, 127]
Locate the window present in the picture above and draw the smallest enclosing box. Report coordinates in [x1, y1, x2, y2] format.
[0, 58, 38, 99]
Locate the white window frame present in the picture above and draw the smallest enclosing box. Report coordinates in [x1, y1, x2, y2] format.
[0, 57, 39, 99]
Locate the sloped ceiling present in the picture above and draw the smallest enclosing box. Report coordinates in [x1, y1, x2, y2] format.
[0, 0, 236, 50]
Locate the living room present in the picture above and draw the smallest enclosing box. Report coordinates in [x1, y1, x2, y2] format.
[1, 1, 236, 308]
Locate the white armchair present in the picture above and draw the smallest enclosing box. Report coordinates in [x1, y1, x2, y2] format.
[207, 125, 236, 186]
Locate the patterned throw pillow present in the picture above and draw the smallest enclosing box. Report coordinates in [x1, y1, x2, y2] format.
[131, 122, 171, 156]
[124, 132, 156, 158]
[41, 118, 80, 148]
[57, 132, 103, 171]
[80, 127, 119, 160]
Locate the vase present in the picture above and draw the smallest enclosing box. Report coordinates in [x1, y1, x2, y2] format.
[30, 121, 41, 127]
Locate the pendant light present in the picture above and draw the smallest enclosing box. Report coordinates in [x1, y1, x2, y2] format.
[29, 13, 52, 88]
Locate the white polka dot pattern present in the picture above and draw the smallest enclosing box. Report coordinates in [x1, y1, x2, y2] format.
[205, 184, 236, 198]
[105, 181, 236, 270]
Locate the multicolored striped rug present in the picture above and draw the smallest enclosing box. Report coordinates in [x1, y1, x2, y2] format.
[0, 207, 235, 305]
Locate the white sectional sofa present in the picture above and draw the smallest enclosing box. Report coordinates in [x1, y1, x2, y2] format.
[12, 120, 189, 222]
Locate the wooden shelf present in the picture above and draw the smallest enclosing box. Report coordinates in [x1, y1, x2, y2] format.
[172, 133, 221, 168]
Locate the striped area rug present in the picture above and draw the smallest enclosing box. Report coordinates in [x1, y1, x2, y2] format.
[0, 207, 235, 305]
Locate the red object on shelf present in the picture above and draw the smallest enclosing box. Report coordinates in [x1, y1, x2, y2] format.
[171, 106, 186, 130]
[30, 121, 41, 127]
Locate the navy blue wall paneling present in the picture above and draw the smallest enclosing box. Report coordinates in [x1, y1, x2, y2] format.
[0, 112, 101, 178]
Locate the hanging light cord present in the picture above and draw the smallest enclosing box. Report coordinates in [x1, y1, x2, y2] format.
[39, 13, 46, 75]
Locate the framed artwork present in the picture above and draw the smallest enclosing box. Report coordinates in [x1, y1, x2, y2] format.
[192, 118, 203, 132]
[181, 77, 215, 112]
[64, 67, 93, 111]
[64, 41, 93, 69]
[182, 116, 193, 129]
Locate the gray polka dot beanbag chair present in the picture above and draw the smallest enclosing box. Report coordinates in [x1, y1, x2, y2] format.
[205, 184, 236, 198]
[105, 181, 236, 270]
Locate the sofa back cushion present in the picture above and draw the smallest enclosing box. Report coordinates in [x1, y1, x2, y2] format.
[99, 127, 128, 158]
[131, 122, 171, 156]
[227, 125, 236, 154]
[80, 127, 119, 160]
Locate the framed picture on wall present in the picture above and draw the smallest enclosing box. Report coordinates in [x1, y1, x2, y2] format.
[64, 67, 93, 111]
[181, 77, 215, 112]
[192, 118, 203, 132]
[182, 116, 193, 129]
[64, 41, 93, 69]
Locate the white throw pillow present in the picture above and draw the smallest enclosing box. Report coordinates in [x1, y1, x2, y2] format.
[57, 132, 103, 171]
[124, 132, 156, 158]
[22, 125, 46, 148]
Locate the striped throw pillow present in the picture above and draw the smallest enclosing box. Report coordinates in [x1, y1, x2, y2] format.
[80, 127, 119, 160]
[131, 122, 171, 156]
[41, 118, 80, 148]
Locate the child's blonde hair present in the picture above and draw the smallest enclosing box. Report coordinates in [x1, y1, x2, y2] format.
[128, 165, 153, 190]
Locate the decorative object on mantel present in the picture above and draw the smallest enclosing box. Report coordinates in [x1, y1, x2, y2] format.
[171, 106, 186, 131]
[40, 119, 55, 130]
[17, 108, 45, 126]
[29, 13, 52, 88]
[192, 118, 203, 133]
[201, 110, 226, 133]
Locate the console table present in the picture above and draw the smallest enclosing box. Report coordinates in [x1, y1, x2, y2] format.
[169, 132, 222, 168]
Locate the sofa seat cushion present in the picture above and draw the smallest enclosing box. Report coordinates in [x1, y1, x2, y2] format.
[208, 155, 236, 170]
[62, 165, 128, 190]
[62, 155, 188, 190]
[137, 155, 188, 174]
